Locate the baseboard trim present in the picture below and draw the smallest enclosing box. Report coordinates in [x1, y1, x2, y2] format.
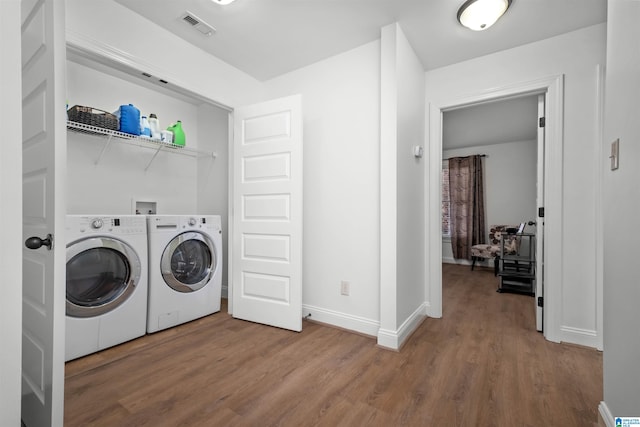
[560, 325, 599, 349]
[424, 301, 439, 318]
[302, 304, 379, 337]
[377, 303, 428, 350]
[599, 401, 614, 427]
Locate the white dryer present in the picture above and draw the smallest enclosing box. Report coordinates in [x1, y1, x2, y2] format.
[65, 215, 148, 361]
[146, 215, 222, 333]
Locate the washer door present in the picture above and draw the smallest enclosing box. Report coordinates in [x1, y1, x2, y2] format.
[161, 231, 216, 293]
[66, 237, 142, 318]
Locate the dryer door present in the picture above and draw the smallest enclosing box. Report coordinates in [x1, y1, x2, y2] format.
[161, 231, 217, 293]
[66, 237, 142, 318]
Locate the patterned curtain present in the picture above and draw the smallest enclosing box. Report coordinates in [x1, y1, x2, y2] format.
[448, 155, 486, 259]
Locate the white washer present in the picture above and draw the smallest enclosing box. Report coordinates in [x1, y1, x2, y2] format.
[65, 215, 148, 361]
[146, 215, 222, 333]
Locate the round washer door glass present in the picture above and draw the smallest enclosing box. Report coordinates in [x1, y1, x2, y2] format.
[66, 237, 142, 318]
[161, 231, 216, 293]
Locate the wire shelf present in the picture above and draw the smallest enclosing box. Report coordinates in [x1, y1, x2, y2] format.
[67, 120, 217, 170]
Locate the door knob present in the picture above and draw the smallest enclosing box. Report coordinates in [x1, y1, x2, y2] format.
[25, 234, 53, 250]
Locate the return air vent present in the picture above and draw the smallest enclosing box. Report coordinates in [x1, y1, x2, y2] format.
[183, 14, 199, 26]
[180, 11, 216, 36]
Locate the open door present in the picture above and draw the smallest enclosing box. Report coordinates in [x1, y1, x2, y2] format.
[535, 94, 545, 332]
[21, 0, 67, 425]
[231, 95, 303, 332]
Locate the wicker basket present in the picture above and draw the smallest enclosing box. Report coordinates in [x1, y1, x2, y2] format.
[67, 105, 118, 130]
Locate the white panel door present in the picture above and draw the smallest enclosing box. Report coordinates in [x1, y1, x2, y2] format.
[536, 94, 545, 332]
[232, 95, 303, 331]
[21, 0, 66, 425]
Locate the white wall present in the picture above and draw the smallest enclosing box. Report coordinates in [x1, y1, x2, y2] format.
[442, 140, 537, 265]
[379, 24, 399, 341]
[391, 25, 426, 335]
[426, 24, 606, 347]
[197, 104, 229, 293]
[259, 41, 382, 335]
[601, 0, 640, 420]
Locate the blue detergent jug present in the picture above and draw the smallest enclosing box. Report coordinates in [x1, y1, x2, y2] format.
[118, 104, 141, 135]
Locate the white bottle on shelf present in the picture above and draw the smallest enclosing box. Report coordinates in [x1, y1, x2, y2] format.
[161, 130, 173, 144]
[140, 115, 151, 138]
[148, 113, 161, 140]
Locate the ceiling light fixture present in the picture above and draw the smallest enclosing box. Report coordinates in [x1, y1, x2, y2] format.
[457, 0, 512, 31]
[212, 0, 236, 5]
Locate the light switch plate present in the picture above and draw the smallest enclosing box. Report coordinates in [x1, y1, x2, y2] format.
[340, 280, 350, 296]
[610, 139, 619, 171]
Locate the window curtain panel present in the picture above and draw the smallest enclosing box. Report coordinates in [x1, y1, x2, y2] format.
[448, 155, 486, 259]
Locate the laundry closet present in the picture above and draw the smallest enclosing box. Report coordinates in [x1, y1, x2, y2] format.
[65, 51, 230, 289]
[63, 48, 231, 360]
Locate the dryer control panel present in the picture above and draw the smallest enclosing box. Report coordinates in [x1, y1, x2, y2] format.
[147, 215, 221, 234]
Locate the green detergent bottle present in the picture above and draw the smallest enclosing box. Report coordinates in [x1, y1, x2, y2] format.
[167, 121, 185, 146]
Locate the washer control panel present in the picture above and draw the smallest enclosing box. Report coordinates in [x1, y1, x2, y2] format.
[67, 215, 147, 235]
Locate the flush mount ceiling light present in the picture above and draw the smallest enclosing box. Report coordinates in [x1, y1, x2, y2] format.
[211, 0, 236, 4]
[457, 0, 512, 31]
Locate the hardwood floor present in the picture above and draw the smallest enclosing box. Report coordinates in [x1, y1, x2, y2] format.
[65, 264, 602, 426]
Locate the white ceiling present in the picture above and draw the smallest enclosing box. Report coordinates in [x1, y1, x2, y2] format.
[114, 0, 606, 82]
[111, 0, 605, 148]
[443, 95, 539, 150]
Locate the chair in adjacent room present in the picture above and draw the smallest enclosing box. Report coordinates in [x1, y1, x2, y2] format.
[470, 225, 517, 274]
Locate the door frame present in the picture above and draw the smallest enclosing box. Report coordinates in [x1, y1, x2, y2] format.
[594, 64, 605, 351]
[427, 75, 564, 343]
[0, 0, 23, 424]
[536, 94, 545, 332]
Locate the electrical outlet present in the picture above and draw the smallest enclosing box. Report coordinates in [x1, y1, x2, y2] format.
[340, 281, 350, 296]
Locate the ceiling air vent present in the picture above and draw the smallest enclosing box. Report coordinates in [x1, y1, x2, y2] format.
[180, 11, 216, 36]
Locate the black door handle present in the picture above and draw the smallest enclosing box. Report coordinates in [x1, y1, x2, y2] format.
[25, 234, 53, 250]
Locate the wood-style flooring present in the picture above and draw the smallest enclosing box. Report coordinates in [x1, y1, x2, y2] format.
[65, 264, 602, 426]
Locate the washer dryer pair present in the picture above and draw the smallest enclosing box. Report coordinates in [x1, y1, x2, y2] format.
[65, 214, 223, 361]
[146, 215, 223, 333]
[65, 215, 148, 361]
